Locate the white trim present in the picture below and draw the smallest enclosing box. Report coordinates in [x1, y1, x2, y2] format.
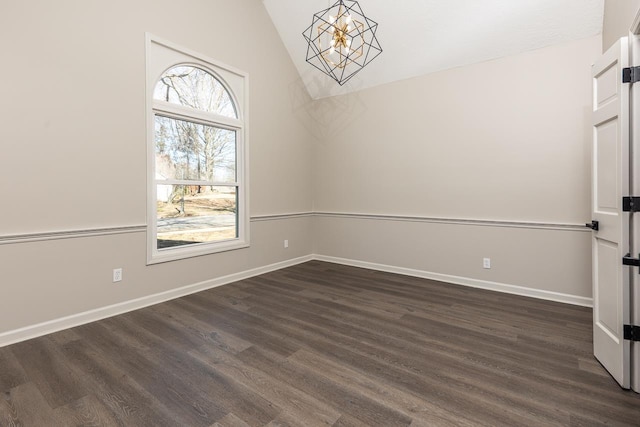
[156, 179, 239, 187]
[0, 255, 313, 348]
[0, 211, 585, 246]
[251, 212, 314, 221]
[313, 211, 589, 232]
[149, 34, 249, 80]
[146, 33, 250, 265]
[149, 241, 250, 265]
[253, 211, 587, 231]
[632, 8, 640, 35]
[146, 33, 156, 265]
[0, 211, 586, 246]
[0, 225, 146, 245]
[314, 255, 593, 307]
[153, 102, 243, 129]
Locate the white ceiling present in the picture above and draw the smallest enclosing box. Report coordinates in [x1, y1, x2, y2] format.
[263, 0, 604, 99]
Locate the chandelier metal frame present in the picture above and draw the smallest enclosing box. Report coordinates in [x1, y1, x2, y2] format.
[303, 0, 382, 86]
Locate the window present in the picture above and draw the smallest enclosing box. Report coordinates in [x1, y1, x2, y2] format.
[146, 35, 248, 264]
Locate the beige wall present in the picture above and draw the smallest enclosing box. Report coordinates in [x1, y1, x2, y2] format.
[0, 0, 315, 339]
[603, 0, 640, 51]
[312, 36, 601, 300]
[314, 217, 592, 301]
[312, 36, 599, 223]
[0, 218, 313, 334]
[0, 0, 312, 233]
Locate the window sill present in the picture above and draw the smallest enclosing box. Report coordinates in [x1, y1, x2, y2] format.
[147, 238, 249, 265]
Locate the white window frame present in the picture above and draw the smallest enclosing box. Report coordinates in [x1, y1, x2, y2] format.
[146, 34, 249, 264]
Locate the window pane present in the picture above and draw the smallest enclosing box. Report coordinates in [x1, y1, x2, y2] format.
[155, 116, 236, 183]
[153, 66, 237, 118]
[157, 185, 237, 249]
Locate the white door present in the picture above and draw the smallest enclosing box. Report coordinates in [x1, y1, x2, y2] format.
[591, 37, 630, 389]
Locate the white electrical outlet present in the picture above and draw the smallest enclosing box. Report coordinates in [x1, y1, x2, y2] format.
[483, 258, 491, 269]
[113, 268, 123, 282]
[284, 239, 289, 248]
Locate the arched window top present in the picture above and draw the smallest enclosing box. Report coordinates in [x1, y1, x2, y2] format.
[153, 65, 237, 119]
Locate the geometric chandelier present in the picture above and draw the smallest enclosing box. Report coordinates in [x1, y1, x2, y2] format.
[302, 0, 382, 86]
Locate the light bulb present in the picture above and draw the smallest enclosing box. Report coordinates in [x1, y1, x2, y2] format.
[329, 46, 335, 55]
[329, 15, 335, 24]
[346, 15, 352, 24]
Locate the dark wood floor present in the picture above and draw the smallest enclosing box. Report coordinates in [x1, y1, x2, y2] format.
[1, 261, 639, 426]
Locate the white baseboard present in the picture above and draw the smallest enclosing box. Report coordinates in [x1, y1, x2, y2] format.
[314, 255, 593, 308]
[0, 255, 313, 348]
[0, 252, 592, 348]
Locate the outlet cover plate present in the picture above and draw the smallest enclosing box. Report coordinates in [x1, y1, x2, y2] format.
[113, 268, 123, 282]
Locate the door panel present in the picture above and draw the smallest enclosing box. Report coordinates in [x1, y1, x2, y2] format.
[592, 37, 630, 389]
[596, 120, 618, 212]
[596, 64, 619, 107]
[595, 240, 619, 336]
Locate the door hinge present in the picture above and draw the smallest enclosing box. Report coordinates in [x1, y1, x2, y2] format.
[622, 196, 640, 212]
[623, 254, 640, 272]
[624, 325, 640, 341]
[585, 220, 599, 231]
[623, 66, 640, 83]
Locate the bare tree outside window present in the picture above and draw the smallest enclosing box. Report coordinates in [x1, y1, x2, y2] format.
[153, 66, 239, 249]
[153, 66, 237, 118]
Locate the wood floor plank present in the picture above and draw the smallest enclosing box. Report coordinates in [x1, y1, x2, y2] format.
[0, 260, 638, 426]
[237, 346, 413, 427]
[120, 306, 207, 352]
[296, 287, 406, 319]
[0, 390, 20, 427]
[1, 382, 60, 427]
[149, 301, 253, 354]
[0, 347, 28, 393]
[53, 394, 121, 426]
[73, 321, 228, 426]
[9, 337, 87, 408]
[244, 295, 572, 426]
[211, 412, 252, 427]
[47, 327, 82, 346]
[170, 296, 299, 357]
[114, 319, 281, 426]
[59, 336, 183, 426]
[244, 282, 567, 380]
[189, 344, 342, 427]
[288, 349, 478, 427]
[578, 357, 612, 377]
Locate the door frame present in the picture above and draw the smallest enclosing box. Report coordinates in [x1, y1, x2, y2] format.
[630, 8, 640, 394]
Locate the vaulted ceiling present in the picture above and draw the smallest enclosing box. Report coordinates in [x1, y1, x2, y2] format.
[263, 0, 604, 99]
